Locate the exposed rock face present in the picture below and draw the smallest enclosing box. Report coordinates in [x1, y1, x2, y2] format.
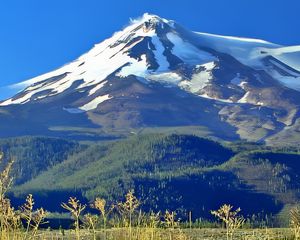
[1, 14, 300, 144]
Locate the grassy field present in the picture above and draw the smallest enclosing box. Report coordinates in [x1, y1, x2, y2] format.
[8, 228, 293, 240]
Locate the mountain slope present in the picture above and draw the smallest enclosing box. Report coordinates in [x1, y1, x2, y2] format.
[0, 136, 82, 185]
[8, 134, 300, 224]
[0, 13, 300, 144]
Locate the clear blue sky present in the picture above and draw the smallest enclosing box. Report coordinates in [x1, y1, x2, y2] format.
[0, 0, 299, 87]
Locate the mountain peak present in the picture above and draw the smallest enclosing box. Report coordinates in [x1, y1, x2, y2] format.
[1, 15, 300, 144]
[1, 15, 300, 109]
[130, 13, 174, 32]
[1, 13, 300, 108]
[134, 13, 169, 24]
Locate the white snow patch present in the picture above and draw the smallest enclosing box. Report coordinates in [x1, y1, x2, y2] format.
[63, 107, 85, 114]
[263, 45, 300, 55]
[117, 54, 149, 78]
[265, 46, 300, 71]
[196, 32, 273, 44]
[198, 93, 233, 103]
[151, 36, 170, 71]
[269, 59, 300, 77]
[0, 99, 14, 106]
[238, 81, 247, 89]
[79, 94, 112, 111]
[34, 95, 51, 101]
[88, 81, 107, 96]
[179, 62, 215, 93]
[256, 101, 264, 106]
[194, 31, 280, 69]
[238, 92, 250, 103]
[130, 13, 170, 26]
[167, 33, 216, 65]
[264, 60, 300, 91]
[146, 72, 182, 84]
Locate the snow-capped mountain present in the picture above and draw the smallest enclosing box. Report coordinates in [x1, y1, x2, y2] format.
[1, 13, 300, 144]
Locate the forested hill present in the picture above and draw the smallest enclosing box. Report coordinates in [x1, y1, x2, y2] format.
[0, 136, 83, 185]
[1, 134, 300, 224]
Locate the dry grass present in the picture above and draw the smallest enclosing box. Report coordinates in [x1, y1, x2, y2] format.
[3, 228, 291, 240]
[61, 197, 86, 240]
[0, 152, 298, 240]
[211, 204, 245, 240]
[290, 206, 300, 240]
[20, 193, 48, 239]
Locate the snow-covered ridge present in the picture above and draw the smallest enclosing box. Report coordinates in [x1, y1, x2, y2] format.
[195, 31, 275, 45]
[1, 13, 300, 110]
[0, 14, 169, 106]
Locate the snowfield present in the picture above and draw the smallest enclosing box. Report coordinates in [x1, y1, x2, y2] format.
[1, 13, 300, 111]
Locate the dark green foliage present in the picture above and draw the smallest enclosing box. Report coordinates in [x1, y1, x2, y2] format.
[12, 134, 233, 200]
[225, 150, 300, 207]
[1, 133, 300, 225]
[134, 172, 282, 220]
[0, 136, 84, 185]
